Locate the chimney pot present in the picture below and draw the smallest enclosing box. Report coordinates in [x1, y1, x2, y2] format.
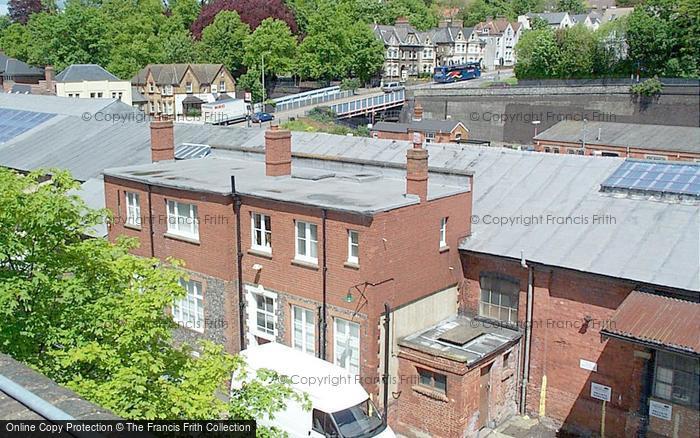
[413, 104, 423, 122]
[150, 120, 175, 162]
[406, 134, 429, 202]
[265, 127, 292, 176]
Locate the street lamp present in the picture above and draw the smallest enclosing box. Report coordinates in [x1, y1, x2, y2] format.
[261, 53, 266, 109]
[531, 120, 541, 137]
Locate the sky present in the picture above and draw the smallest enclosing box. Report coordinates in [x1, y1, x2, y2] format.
[0, 0, 7, 16]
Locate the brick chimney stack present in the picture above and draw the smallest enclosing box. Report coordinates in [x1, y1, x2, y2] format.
[265, 125, 292, 176]
[413, 103, 423, 121]
[150, 119, 175, 162]
[44, 65, 55, 93]
[406, 132, 429, 202]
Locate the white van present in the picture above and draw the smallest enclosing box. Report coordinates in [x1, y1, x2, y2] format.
[236, 343, 395, 438]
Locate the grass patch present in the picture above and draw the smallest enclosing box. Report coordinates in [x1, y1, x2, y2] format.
[281, 117, 369, 137]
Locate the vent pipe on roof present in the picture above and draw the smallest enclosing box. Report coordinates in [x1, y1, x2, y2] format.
[150, 119, 175, 162]
[406, 132, 429, 202]
[265, 125, 292, 177]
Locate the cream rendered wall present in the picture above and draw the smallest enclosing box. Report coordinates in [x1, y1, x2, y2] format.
[55, 80, 133, 106]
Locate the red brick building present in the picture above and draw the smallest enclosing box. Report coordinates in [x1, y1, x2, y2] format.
[104, 121, 475, 415]
[371, 105, 470, 144]
[533, 120, 700, 161]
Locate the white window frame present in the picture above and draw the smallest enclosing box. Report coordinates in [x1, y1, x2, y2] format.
[166, 200, 199, 240]
[172, 279, 204, 333]
[645, 154, 668, 161]
[251, 212, 272, 253]
[334, 318, 360, 376]
[439, 217, 448, 248]
[295, 221, 318, 264]
[125, 191, 141, 227]
[185, 82, 193, 93]
[219, 80, 226, 92]
[246, 285, 277, 343]
[292, 305, 315, 355]
[347, 230, 359, 265]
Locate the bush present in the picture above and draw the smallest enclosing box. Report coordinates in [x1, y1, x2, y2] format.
[630, 77, 663, 97]
[308, 106, 337, 123]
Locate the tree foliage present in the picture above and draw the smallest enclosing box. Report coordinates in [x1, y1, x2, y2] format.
[198, 10, 250, 75]
[191, 0, 297, 39]
[0, 168, 301, 426]
[243, 18, 297, 78]
[8, 0, 47, 24]
[555, 0, 586, 14]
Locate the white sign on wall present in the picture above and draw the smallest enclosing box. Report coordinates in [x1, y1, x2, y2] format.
[580, 359, 598, 372]
[591, 382, 612, 402]
[649, 400, 673, 421]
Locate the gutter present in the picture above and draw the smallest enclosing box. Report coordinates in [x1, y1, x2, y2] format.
[0, 374, 75, 421]
[147, 184, 155, 258]
[320, 209, 328, 360]
[519, 254, 534, 415]
[231, 176, 246, 351]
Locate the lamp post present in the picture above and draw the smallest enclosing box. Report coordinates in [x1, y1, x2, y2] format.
[261, 53, 266, 110]
[531, 120, 541, 137]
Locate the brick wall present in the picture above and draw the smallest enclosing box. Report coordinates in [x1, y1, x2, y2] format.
[534, 140, 700, 161]
[460, 252, 670, 437]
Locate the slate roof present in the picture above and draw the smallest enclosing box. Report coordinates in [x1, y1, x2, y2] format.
[0, 353, 120, 420]
[55, 64, 122, 82]
[0, 53, 44, 78]
[132, 64, 225, 86]
[527, 12, 568, 25]
[131, 86, 147, 103]
[372, 119, 467, 134]
[430, 26, 471, 44]
[373, 23, 435, 47]
[534, 120, 700, 154]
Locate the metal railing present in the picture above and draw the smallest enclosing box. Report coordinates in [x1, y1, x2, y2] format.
[273, 86, 354, 112]
[330, 89, 405, 117]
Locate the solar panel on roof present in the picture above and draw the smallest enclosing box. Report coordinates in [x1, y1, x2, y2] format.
[0, 108, 55, 144]
[175, 143, 211, 160]
[601, 160, 700, 197]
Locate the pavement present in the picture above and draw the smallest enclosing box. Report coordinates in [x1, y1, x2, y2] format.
[479, 415, 573, 438]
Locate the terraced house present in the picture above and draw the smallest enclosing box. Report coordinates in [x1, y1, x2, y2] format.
[373, 19, 437, 79]
[131, 63, 236, 118]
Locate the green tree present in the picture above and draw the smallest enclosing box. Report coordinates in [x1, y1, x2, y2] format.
[556, 0, 586, 14]
[0, 168, 302, 426]
[237, 66, 264, 102]
[243, 18, 297, 77]
[0, 15, 11, 33]
[555, 25, 595, 78]
[384, 0, 439, 31]
[345, 21, 385, 84]
[513, 28, 560, 79]
[460, 0, 512, 27]
[170, 0, 201, 29]
[511, 0, 544, 16]
[0, 22, 31, 60]
[199, 10, 250, 74]
[157, 18, 199, 64]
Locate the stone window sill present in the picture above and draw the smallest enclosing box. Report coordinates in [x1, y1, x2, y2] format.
[412, 385, 449, 402]
[344, 261, 360, 270]
[291, 259, 319, 270]
[248, 248, 273, 259]
[164, 232, 200, 245]
[439, 245, 450, 253]
[124, 223, 142, 231]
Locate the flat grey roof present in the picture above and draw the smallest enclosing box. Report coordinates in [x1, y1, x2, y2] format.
[104, 157, 467, 215]
[534, 120, 700, 154]
[400, 315, 520, 365]
[0, 92, 136, 117]
[218, 131, 699, 293]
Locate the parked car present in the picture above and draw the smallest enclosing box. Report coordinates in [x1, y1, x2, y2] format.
[252, 112, 275, 123]
[381, 82, 404, 93]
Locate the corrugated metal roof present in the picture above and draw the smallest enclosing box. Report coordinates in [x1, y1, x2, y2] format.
[602, 291, 700, 354]
[534, 120, 700, 154]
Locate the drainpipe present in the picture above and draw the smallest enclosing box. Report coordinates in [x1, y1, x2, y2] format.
[382, 303, 391, 425]
[520, 254, 534, 415]
[0, 374, 75, 421]
[320, 209, 328, 360]
[147, 184, 155, 258]
[231, 176, 246, 351]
